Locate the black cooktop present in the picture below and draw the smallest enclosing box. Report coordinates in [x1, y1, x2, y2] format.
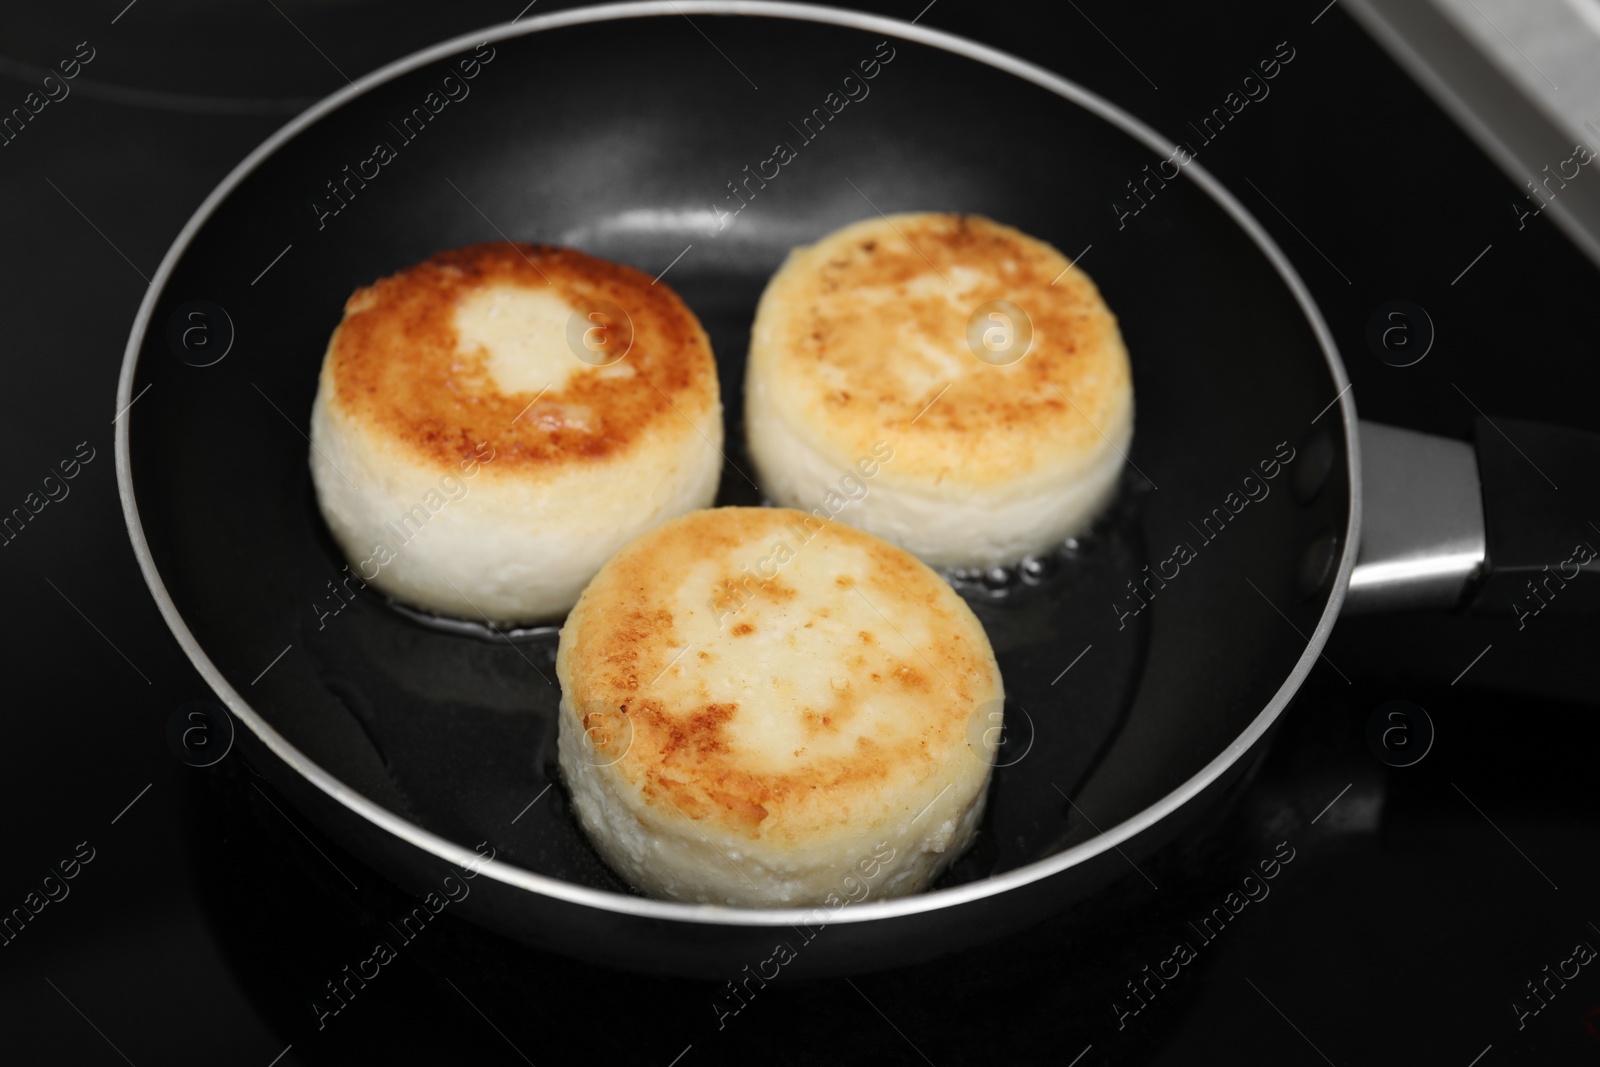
[1, 1, 1596, 1064]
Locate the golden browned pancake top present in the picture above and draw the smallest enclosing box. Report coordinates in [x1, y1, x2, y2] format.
[559, 507, 1002, 844]
[751, 213, 1132, 485]
[323, 241, 717, 473]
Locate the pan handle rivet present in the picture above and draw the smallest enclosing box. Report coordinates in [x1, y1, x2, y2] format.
[1296, 531, 1339, 601]
[1292, 427, 1334, 504]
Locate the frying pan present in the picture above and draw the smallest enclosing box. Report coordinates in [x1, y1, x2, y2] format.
[116, 2, 1586, 980]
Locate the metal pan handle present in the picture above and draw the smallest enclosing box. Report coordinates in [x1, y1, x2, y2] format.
[1345, 418, 1600, 617]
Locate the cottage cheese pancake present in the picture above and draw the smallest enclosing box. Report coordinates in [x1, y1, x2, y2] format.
[745, 212, 1134, 568]
[309, 241, 722, 624]
[556, 506, 1003, 906]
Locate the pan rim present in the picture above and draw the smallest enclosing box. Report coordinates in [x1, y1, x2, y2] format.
[114, 0, 1360, 928]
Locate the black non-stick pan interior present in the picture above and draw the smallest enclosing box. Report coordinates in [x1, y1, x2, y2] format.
[126, 11, 1351, 906]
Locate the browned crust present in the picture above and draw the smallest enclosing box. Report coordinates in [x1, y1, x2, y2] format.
[562, 507, 1002, 842]
[322, 241, 717, 473]
[754, 213, 1132, 483]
